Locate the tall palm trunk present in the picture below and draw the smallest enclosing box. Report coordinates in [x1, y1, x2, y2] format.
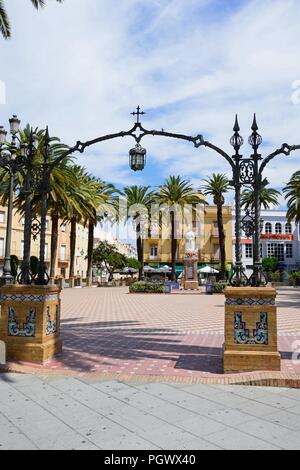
[69, 217, 76, 278]
[87, 220, 94, 282]
[171, 212, 177, 281]
[217, 204, 226, 280]
[50, 210, 59, 278]
[136, 223, 144, 281]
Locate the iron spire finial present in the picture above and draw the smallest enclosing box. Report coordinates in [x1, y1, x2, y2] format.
[233, 114, 240, 132]
[251, 113, 258, 132]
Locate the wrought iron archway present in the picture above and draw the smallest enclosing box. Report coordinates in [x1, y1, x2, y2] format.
[1, 107, 299, 287]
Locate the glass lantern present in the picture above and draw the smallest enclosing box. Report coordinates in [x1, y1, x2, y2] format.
[129, 144, 146, 172]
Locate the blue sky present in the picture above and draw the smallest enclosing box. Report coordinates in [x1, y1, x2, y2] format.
[1, 0, 300, 207]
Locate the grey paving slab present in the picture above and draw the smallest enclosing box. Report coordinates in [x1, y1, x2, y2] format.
[205, 428, 281, 450]
[172, 437, 221, 450]
[234, 418, 300, 450]
[0, 379, 101, 450]
[0, 412, 38, 450]
[133, 383, 227, 413]
[259, 409, 300, 432]
[178, 415, 226, 437]
[203, 407, 257, 427]
[1, 374, 300, 450]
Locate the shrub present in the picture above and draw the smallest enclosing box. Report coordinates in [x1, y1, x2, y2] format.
[30, 256, 39, 276]
[129, 281, 164, 294]
[10, 255, 19, 280]
[212, 281, 228, 294]
[267, 270, 281, 283]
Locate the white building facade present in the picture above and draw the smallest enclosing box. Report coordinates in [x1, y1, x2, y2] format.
[232, 210, 300, 278]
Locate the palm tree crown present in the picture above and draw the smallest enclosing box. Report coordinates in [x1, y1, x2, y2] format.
[0, 0, 63, 39]
[121, 185, 156, 280]
[283, 171, 300, 224]
[157, 176, 201, 281]
[201, 173, 230, 280]
[241, 178, 280, 210]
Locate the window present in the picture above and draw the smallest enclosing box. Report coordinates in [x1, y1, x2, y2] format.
[285, 223, 292, 234]
[150, 245, 158, 258]
[275, 223, 282, 234]
[21, 240, 24, 256]
[286, 244, 293, 259]
[260, 244, 263, 259]
[265, 222, 272, 234]
[45, 220, 49, 230]
[267, 243, 284, 261]
[61, 224, 66, 233]
[0, 238, 4, 257]
[45, 243, 49, 260]
[0, 211, 5, 224]
[60, 245, 67, 261]
[21, 217, 25, 226]
[245, 244, 253, 258]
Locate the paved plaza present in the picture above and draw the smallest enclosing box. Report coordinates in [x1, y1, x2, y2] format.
[0, 373, 300, 450]
[2, 286, 300, 383]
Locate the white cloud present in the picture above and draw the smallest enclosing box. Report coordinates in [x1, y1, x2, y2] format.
[0, 0, 300, 194]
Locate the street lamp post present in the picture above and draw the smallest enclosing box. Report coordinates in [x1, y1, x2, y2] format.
[35, 127, 51, 286]
[0, 115, 21, 285]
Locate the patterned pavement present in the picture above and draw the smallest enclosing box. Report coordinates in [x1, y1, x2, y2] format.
[3, 286, 300, 384]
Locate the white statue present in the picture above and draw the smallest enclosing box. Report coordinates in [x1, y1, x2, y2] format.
[185, 230, 196, 252]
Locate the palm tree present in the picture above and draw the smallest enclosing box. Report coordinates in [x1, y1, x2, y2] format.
[0, 0, 63, 39]
[201, 173, 230, 280]
[65, 165, 96, 281]
[283, 171, 300, 224]
[241, 178, 280, 210]
[158, 176, 201, 281]
[121, 186, 156, 281]
[85, 178, 117, 286]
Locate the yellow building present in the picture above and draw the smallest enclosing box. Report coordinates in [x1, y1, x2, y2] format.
[0, 205, 88, 279]
[144, 205, 233, 276]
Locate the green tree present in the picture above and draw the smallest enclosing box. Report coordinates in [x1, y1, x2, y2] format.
[201, 173, 230, 280]
[283, 171, 300, 224]
[121, 186, 156, 281]
[126, 257, 141, 271]
[0, 0, 63, 39]
[158, 176, 201, 281]
[93, 241, 127, 282]
[85, 179, 117, 285]
[65, 165, 96, 280]
[262, 256, 278, 273]
[241, 178, 280, 210]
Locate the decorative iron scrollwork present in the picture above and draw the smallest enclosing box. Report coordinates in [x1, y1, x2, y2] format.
[31, 218, 41, 241]
[239, 160, 255, 184]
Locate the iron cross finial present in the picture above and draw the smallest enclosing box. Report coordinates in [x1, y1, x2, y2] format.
[131, 106, 145, 124]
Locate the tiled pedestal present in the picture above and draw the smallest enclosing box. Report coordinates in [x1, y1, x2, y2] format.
[223, 287, 281, 373]
[0, 285, 62, 364]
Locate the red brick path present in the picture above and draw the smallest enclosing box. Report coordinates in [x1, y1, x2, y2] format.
[2, 287, 300, 385]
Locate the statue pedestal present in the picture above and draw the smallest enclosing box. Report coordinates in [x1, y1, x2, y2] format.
[183, 252, 199, 290]
[223, 287, 281, 373]
[0, 285, 62, 364]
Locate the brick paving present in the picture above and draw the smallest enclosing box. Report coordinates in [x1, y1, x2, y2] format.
[2, 287, 300, 384]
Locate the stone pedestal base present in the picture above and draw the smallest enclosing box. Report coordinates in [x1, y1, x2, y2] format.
[184, 281, 199, 290]
[183, 256, 198, 291]
[223, 287, 281, 373]
[69, 277, 75, 288]
[224, 350, 281, 373]
[0, 285, 62, 364]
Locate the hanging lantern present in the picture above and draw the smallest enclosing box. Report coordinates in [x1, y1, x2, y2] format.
[129, 144, 146, 171]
